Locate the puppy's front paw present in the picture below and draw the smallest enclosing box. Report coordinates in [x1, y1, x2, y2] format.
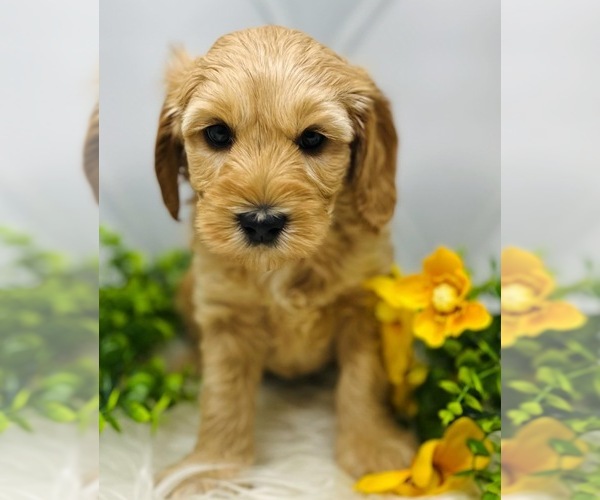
[155, 452, 243, 499]
[336, 424, 417, 478]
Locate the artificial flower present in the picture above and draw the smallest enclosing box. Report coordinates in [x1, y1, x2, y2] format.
[375, 303, 426, 416]
[356, 417, 493, 496]
[502, 417, 589, 494]
[366, 247, 492, 347]
[501, 247, 586, 347]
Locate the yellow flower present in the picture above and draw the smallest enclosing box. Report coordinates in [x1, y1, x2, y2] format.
[375, 306, 426, 416]
[356, 417, 493, 496]
[502, 417, 588, 494]
[366, 247, 492, 347]
[501, 248, 586, 347]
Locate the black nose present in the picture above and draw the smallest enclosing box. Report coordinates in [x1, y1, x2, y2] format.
[237, 211, 288, 245]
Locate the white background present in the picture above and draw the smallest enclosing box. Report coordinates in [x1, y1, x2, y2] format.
[502, 0, 600, 281]
[0, 0, 98, 257]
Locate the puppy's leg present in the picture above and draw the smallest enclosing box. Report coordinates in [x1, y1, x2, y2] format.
[157, 321, 267, 498]
[334, 305, 416, 478]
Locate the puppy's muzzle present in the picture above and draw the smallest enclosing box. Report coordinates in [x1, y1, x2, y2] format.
[237, 210, 287, 246]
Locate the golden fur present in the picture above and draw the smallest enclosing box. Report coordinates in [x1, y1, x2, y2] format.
[154, 26, 414, 497]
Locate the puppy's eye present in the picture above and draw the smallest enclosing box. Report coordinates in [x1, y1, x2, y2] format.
[204, 124, 233, 149]
[297, 129, 326, 152]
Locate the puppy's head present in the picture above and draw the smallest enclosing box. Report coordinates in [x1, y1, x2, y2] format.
[155, 26, 397, 270]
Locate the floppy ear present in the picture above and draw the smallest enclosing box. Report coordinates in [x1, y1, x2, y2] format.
[83, 102, 99, 203]
[155, 103, 187, 220]
[154, 47, 196, 221]
[348, 79, 398, 231]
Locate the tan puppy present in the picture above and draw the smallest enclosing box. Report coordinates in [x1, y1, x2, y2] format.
[155, 25, 414, 497]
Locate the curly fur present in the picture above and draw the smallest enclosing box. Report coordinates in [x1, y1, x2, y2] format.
[153, 26, 413, 498]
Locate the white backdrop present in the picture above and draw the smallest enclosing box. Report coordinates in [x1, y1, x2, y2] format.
[502, 0, 600, 281]
[100, 0, 500, 277]
[0, 0, 98, 257]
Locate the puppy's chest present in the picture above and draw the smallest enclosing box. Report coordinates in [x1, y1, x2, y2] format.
[264, 301, 336, 379]
[256, 258, 366, 377]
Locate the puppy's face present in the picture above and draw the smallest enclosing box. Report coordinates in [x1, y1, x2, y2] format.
[156, 27, 398, 270]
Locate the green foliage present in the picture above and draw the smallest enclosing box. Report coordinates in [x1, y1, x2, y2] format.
[414, 319, 501, 442]
[0, 227, 98, 432]
[412, 255, 600, 497]
[99, 227, 196, 431]
[502, 268, 600, 497]
[412, 262, 501, 495]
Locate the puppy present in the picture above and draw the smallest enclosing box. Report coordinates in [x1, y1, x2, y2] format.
[154, 26, 414, 497]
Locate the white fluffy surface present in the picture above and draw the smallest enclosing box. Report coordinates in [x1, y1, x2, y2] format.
[0, 418, 98, 500]
[100, 379, 466, 500]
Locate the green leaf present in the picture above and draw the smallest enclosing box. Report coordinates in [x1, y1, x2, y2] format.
[10, 389, 31, 411]
[126, 372, 154, 389]
[555, 372, 573, 393]
[152, 394, 171, 415]
[520, 401, 543, 416]
[458, 366, 472, 385]
[482, 492, 499, 500]
[572, 493, 597, 500]
[443, 339, 462, 356]
[480, 418, 500, 433]
[508, 381, 540, 394]
[126, 402, 151, 423]
[9, 414, 33, 432]
[456, 349, 480, 367]
[507, 409, 530, 426]
[536, 366, 558, 386]
[42, 402, 78, 423]
[470, 370, 484, 395]
[448, 401, 463, 416]
[464, 393, 483, 412]
[165, 373, 184, 393]
[439, 380, 461, 394]
[103, 412, 122, 432]
[467, 438, 490, 457]
[438, 409, 455, 426]
[485, 481, 501, 494]
[548, 438, 585, 457]
[106, 390, 120, 411]
[0, 412, 10, 433]
[545, 394, 573, 412]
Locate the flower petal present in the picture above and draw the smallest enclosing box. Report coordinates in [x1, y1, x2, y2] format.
[502, 417, 588, 477]
[520, 301, 586, 335]
[432, 270, 471, 302]
[393, 275, 432, 310]
[411, 439, 442, 489]
[447, 302, 492, 337]
[407, 362, 429, 387]
[501, 314, 522, 347]
[381, 322, 413, 385]
[375, 301, 404, 323]
[423, 247, 465, 278]
[502, 473, 565, 496]
[501, 248, 555, 301]
[364, 275, 400, 302]
[365, 275, 431, 310]
[355, 469, 412, 494]
[502, 247, 546, 276]
[434, 417, 491, 474]
[413, 309, 448, 347]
